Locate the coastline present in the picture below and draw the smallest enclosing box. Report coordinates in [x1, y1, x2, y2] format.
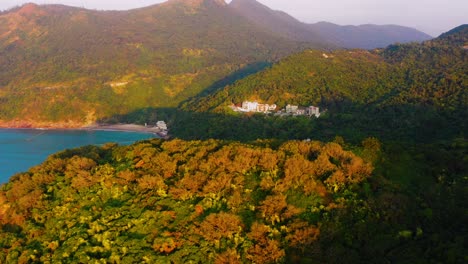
[0, 122, 170, 139]
[83, 124, 170, 139]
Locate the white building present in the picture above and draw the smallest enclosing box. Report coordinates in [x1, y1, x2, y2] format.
[307, 106, 320, 118]
[259, 104, 275, 113]
[296, 108, 307, 116]
[156, 121, 168, 131]
[241, 101, 276, 113]
[285, 104, 298, 114]
[242, 101, 259, 112]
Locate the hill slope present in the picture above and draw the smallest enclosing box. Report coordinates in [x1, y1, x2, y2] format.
[431, 24, 467, 47]
[0, 137, 465, 263]
[228, 0, 335, 48]
[180, 25, 466, 142]
[0, 0, 302, 127]
[0, 139, 373, 263]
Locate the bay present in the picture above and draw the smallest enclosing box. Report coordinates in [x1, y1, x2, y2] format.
[0, 129, 155, 183]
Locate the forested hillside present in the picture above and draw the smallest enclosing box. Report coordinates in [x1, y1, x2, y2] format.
[0, 138, 465, 263]
[0, 0, 300, 126]
[0, 0, 435, 128]
[179, 26, 466, 143]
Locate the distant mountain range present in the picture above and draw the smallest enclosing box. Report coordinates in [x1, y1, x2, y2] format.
[229, 0, 432, 49]
[0, 0, 445, 127]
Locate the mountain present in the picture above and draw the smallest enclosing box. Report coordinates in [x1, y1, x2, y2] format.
[433, 24, 468, 47]
[190, 25, 466, 112]
[181, 25, 466, 142]
[229, 0, 432, 49]
[228, 0, 336, 48]
[308, 22, 433, 49]
[0, 0, 303, 127]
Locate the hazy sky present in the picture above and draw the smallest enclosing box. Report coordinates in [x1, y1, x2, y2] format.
[1, 0, 466, 36]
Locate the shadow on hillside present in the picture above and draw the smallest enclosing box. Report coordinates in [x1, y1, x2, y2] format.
[167, 61, 273, 112]
[195, 61, 273, 98]
[98, 102, 466, 144]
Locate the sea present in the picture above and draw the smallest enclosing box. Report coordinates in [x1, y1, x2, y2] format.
[0, 129, 156, 183]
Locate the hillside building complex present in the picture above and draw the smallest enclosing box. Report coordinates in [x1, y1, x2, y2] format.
[232, 101, 321, 118]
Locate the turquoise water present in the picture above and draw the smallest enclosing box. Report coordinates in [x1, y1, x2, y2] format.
[0, 129, 155, 183]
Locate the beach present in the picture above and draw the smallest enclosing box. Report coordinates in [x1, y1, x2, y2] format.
[0, 121, 170, 139]
[84, 124, 170, 139]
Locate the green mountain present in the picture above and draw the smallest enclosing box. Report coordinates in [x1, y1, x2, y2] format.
[434, 24, 468, 46]
[180, 26, 466, 142]
[191, 26, 466, 111]
[0, 0, 302, 127]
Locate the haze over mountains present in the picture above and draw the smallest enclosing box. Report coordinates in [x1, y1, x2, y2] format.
[230, 0, 432, 49]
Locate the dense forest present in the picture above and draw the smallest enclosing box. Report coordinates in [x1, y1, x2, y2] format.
[177, 25, 467, 144]
[106, 37, 466, 144]
[0, 138, 465, 263]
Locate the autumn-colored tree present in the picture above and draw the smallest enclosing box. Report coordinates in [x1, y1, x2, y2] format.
[282, 155, 314, 189]
[259, 194, 288, 224]
[137, 175, 166, 192]
[286, 221, 320, 250]
[117, 169, 137, 184]
[215, 249, 242, 264]
[246, 239, 285, 263]
[198, 213, 243, 242]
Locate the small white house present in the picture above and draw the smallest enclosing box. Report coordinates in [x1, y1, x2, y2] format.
[156, 121, 168, 131]
[307, 106, 320, 118]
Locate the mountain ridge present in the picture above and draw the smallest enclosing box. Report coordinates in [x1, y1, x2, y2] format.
[434, 24, 468, 47]
[229, 0, 432, 49]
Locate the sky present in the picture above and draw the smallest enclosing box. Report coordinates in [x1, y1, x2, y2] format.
[0, 0, 466, 36]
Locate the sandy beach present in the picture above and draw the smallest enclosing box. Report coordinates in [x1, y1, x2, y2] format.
[0, 121, 170, 139]
[84, 124, 170, 138]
